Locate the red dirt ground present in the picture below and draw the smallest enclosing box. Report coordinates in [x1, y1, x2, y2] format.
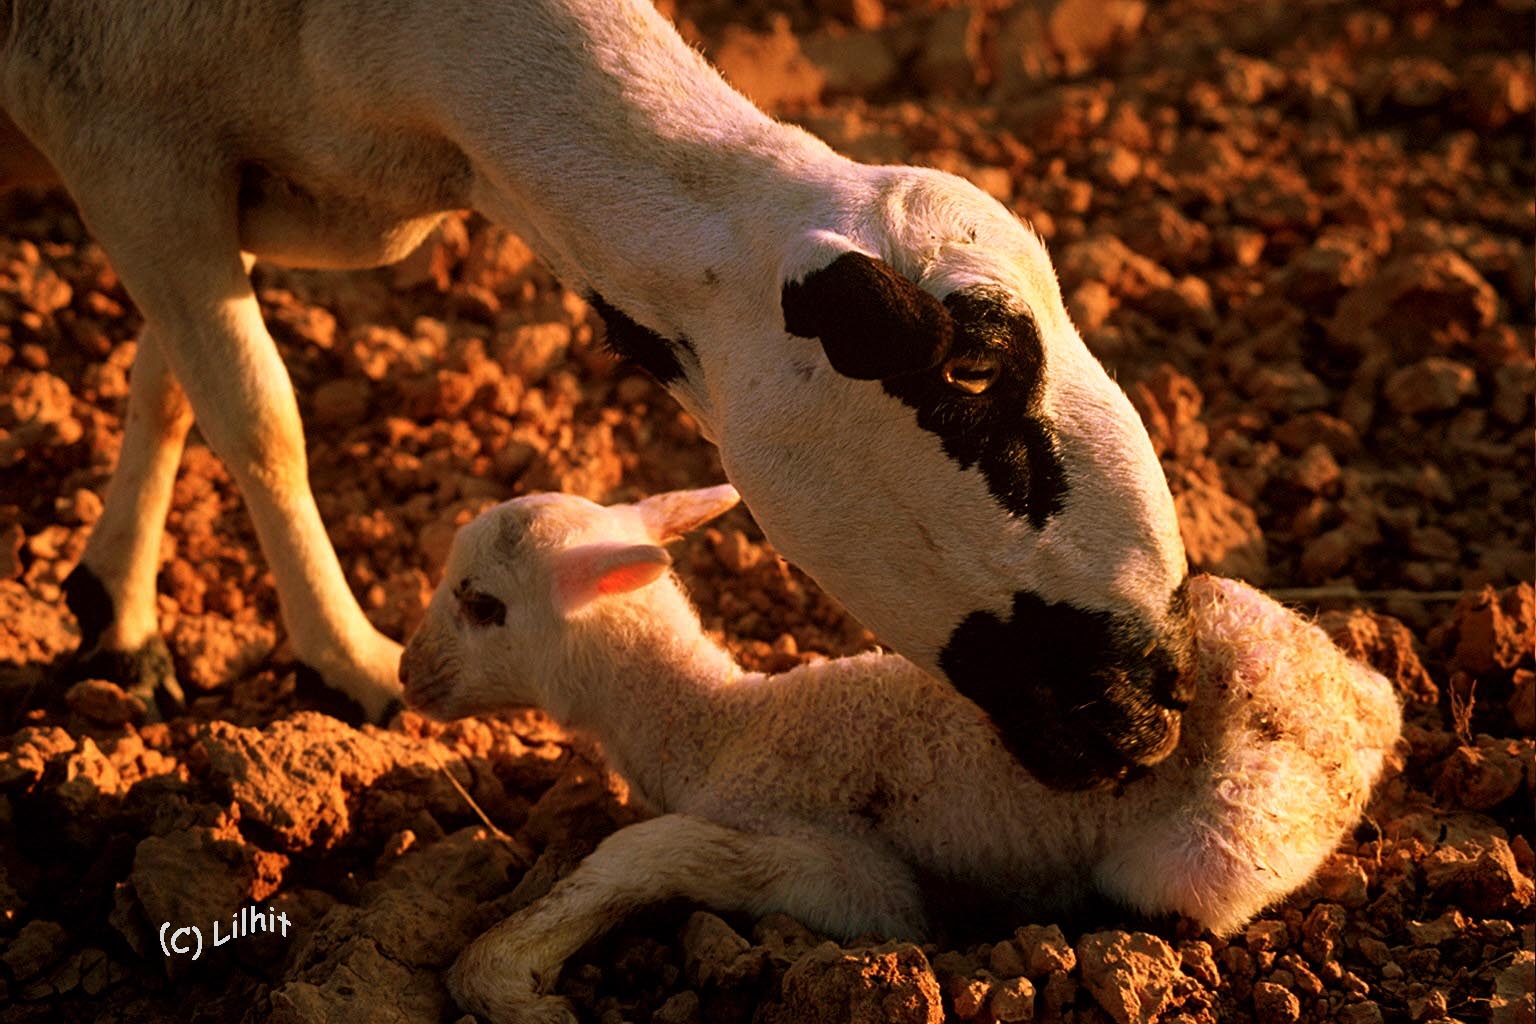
[1, 1, 1532, 1022]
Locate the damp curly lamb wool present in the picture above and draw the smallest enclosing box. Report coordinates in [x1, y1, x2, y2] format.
[400, 487, 1402, 1024]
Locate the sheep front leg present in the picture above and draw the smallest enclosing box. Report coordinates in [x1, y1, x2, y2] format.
[48, 145, 404, 721]
[449, 813, 923, 1024]
[63, 330, 192, 715]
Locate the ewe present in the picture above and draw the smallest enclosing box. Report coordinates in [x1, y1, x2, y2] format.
[400, 485, 1401, 1024]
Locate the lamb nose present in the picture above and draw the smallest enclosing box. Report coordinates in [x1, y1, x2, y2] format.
[397, 651, 411, 688]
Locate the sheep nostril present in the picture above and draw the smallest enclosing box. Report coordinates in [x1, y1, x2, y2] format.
[398, 652, 411, 689]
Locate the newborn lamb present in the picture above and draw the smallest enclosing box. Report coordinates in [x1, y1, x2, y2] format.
[400, 486, 1402, 1024]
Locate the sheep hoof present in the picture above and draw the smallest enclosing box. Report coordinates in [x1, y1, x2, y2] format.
[62, 636, 182, 718]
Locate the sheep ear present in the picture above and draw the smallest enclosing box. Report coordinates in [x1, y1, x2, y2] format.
[632, 484, 741, 542]
[552, 543, 672, 615]
[781, 251, 955, 380]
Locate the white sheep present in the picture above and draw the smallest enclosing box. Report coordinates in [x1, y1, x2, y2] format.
[400, 485, 1403, 1024]
[5, 0, 1190, 783]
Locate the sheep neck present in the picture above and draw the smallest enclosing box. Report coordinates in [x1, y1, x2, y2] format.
[440, 0, 853, 359]
[557, 614, 745, 812]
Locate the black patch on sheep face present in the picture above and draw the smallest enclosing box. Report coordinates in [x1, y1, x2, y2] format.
[782, 252, 955, 380]
[588, 292, 694, 386]
[881, 290, 1068, 530]
[939, 579, 1193, 791]
[781, 258, 1067, 529]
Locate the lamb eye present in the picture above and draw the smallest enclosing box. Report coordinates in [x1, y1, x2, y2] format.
[458, 589, 506, 627]
[942, 353, 1001, 395]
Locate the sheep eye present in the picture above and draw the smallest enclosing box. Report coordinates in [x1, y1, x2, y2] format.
[942, 353, 1001, 395]
[457, 588, 506, 627]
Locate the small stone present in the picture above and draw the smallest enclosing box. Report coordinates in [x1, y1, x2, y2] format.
[916, 6, 984, 93]
[1301, 904, 1344, 965]
[680, 911, 758, 988]
[1435, 736, 1528, 810]
[1252, 981, 1301, 1024]
[1015, 924, 1076, 977]
[64, 679, 144, 727]
[1383, 357, 1477, 415]
[1336, 1001, 1384, 1024]
[651, 989, 701, 1024]
[711, 17, 825, 109]
[988, 939, 1028, 978]
[1490, 949, 1534, 1024]
[499, 322, 573, 383]
[945, 972, 993, 1020]
[1, 920, 69, 981]
[1076, 931, 1180, 1024]
[1245, 920, 1289, 955]
[1405, 909, 1466, 946]
[778, 941, 943, 1024]
[988, 975, 1036, 1022]
[1310, 854, 1370, 907]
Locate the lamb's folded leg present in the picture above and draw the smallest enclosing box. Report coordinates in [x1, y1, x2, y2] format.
[449, 813, 923, 1024]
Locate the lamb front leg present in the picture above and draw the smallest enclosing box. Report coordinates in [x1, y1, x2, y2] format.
[449, 813, 923, 1024]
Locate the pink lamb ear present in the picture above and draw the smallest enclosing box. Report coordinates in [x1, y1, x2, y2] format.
[632, 484, 741, 542]
[551, 542, 673, 615]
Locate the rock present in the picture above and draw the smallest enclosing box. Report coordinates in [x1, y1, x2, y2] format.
[916, 7, 983, 93]
[1015, 924, 1077, 978]
[1423, 831, 1534, 917]
[1048, 0, 1146, 76]
[1068, 281, 1115, 333]
[775, 941, 943, 1024]
[827, 0, 885, 31]
[1511, 671, 1536, 734]
[310, 378, 372, 428]
[711, 17, 824, 109]
[1245, 920, 1289, 955]
[1319, 608, 1438, 705]
[1405, 909, 1466, 946]
[1382, 357, 1477, 415]
[1300, 903, 1344, 965]
[393, 215, 469, 292]
[1438, 584, 1535, 676]
[462, 225, 536, 291]
[1435, 736, 1529, 810]
[1329, 252, 1498, 354]
[653, 989, 702, 1024]
[2, 919, 68, 981]
[63, 678, 145, 726]
[114, 816, 288, 978]
[1252, 980, 1301, 1023]
[1337, 1001, 1385, 1024]
[1308, 854, 1370, 907]
[993, 5, 1056, 92]
[680, 911, 760, 988]
[1173, 473, 1268, 583]
[989, 974, 1036, 1021]
[1490, 949, 1534, 1024]
[802, 28, 899, 96]
[988, 939, 1028, 978]
[1075, 931, 1180, 1024]
[170, 614, 277, 692]
[265, 828, 519, 1024]
[197, 713, 483, 853]
[498, 321, 572, 383]
[944, 971, 992, 1020]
